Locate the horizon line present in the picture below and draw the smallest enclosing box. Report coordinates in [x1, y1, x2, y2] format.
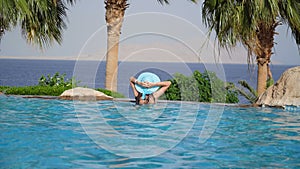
[0, 56, 292, 65]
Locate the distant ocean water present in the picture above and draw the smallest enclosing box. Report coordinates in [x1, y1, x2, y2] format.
[0, 59, 297, 103]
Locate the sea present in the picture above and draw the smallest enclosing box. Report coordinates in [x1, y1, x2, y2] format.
[0, 59, 297, 103]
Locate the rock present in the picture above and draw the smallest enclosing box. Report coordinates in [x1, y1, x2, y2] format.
[256, 66, 300, 107]
[59, 87, 113, 101]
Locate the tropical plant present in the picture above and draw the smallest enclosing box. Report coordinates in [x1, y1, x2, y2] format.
[266, 77, 274, 88]
[166, 72, 200, 101]
[0, 0, 76, 48]
[38, 72, 79, 87]
[202, 0, 300, 96]
[227, 80, 258, 104]
[164, 70, 239, 103]
[104, 0, 197, 91]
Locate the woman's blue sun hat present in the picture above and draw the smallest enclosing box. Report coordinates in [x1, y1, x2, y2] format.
[135, 72, 161, 99]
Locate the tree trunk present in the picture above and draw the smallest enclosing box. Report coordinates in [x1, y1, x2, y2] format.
[104, 0, 128, 91]
[105, 26, 121, 91]
[255, 22, 277, 96]
[257, 61, 268, 96]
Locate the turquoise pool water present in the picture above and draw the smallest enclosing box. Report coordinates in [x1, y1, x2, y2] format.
[1, 96, 299, 168]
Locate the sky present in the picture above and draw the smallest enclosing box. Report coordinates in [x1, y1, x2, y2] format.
[0, 0, 299, 65]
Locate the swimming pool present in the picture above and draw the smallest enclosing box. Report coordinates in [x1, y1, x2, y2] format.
[1, 96, 299, 168]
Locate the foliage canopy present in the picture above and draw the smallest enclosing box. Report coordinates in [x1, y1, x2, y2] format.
[164, 70, 239, 103]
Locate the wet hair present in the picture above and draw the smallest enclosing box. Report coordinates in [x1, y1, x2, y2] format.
[135, 92, 142, 105]
[135, 92, 155, 105]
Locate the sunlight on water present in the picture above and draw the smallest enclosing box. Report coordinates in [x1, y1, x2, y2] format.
[75, 100, 199, 158]
[0, 96, 299, 168]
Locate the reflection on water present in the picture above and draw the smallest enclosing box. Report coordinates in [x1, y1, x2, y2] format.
[263, 109, 300, 141]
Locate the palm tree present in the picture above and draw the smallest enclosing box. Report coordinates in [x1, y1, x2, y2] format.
[0, 0, 76, 48]
[104, 0, 197, 91]
[202, 0, 300, 96]
[104, 0, 128, 92]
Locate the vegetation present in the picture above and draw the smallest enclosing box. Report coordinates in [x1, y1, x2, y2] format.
[96, 88, 125, 98]
[0, 72, 75, 96]
[227, 78, 276, 104]
[38, 72, 77, 87]
[266, 78, 274, 88]
[202, 0, 300, 96]
[0, 86, 10, 92]
[164, 70, 239, 103]
[2, 86, 72, 96]
[0, 72, 125, 98]
[1, 0, 76, 48]
[0, 86, 125, 98]
[227, 80, 258, 104]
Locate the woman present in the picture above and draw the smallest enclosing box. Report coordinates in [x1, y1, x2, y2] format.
[130, 72, 171, 105]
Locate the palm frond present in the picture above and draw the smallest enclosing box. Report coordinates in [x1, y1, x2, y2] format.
[226, 80, 258, 103]
[1, 0, 76, 48]
[157, 0, 197, 5]
[279, 0, 300, 46]
[157, 0, 170, 4]
[238, 80, 258, 97]
[235, 88, 258, 104]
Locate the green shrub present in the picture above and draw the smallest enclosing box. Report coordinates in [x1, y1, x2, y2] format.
[3, 86, 72, 96]
[1, 85, 125, 98]
[96, 88, 125, 98]
[164, 70, 239, 103]
[266, 78, 274, 88]
[165, 73, 199, 101]
[194, 70, 212, 102]
[225, 86, 240, 103]
[162, 77, 181, 101]
[0, 86, 10, 93]
[38, 72, 79, 87]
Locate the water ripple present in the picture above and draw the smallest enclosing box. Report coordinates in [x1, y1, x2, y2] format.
[1, 97, 300, 168]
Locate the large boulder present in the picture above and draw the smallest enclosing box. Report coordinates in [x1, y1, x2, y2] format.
[59, 87, 113, 101]
[256, 66, 300, 107]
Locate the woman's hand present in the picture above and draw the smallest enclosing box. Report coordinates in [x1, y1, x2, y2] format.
[140, 81, 155, 88]
[130, 76, 136, 83]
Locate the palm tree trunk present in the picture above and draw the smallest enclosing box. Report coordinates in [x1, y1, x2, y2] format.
[257, 60, 268, 96]
[104, 0, 128, 91]
[255, 22, 276, 96]
[106, 26, 120, 91]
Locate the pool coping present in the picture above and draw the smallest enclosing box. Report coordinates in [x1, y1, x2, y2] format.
[1, 94, 257, 108]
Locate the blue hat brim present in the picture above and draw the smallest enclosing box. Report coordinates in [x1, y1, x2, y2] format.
[135, 72, 160, 97]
